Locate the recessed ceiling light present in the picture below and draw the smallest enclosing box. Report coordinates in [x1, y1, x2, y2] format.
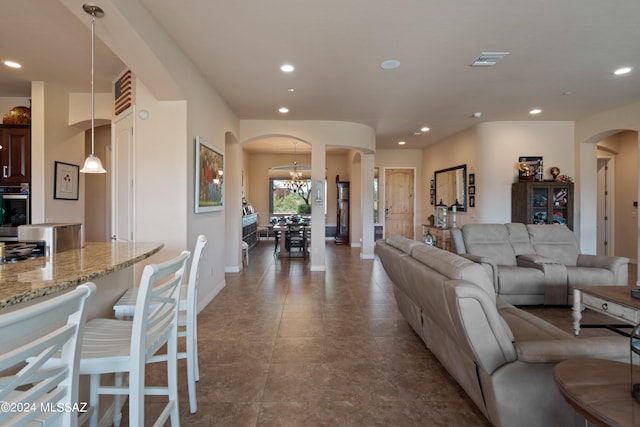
[278, 107, 289, 114]
[3, 60, 21, 69]
[280, 64, 295, 73]
[380, 59, 401, 70]
[529, 108, 542, 115]
[613, 66, 632, 75]
[398, 141, 406, 145]
[287, 88, 295, 92]
[413, 132, 421, 136]
[421, 127, 430, 132]
[472, 112, 482, 118]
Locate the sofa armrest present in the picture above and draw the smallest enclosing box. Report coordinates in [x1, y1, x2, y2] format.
[577, 254, 629, 285]
[577, 254, 629, 271]
[515, 336, 629, 363]
[517, 254, 558, 265]
[517, 255, 568, 304]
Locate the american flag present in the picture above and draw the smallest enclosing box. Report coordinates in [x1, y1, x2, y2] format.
[114, 70, 133, 116]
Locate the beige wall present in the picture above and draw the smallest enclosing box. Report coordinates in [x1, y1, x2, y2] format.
[423, 121, 575, 226]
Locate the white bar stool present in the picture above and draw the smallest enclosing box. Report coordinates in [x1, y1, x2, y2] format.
[0, 283, 95, 427]
[113, 235, 207, 414]
[78, 251, 190, 427]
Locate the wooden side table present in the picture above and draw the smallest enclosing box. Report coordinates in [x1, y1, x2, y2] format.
[554, 358, 639, 427]
[421, 224, 452, 252]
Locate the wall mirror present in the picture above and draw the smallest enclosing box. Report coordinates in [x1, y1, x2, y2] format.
[434, 164, 466, 211]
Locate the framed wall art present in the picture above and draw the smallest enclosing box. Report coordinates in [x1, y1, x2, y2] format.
[54, 161, 79, 200]
[195, 136, 224, 213]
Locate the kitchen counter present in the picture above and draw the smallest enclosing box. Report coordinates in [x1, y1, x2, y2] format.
[0, 241, 163, 310]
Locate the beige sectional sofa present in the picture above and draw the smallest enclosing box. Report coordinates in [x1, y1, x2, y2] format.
[450, 223, 629, 305]
[377, 234, 629, 427]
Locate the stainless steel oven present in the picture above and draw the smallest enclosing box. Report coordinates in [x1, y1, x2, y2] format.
[0, 193, 29, 242]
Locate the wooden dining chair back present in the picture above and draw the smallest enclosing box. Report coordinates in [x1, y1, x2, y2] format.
[0, 283, 95, 427]
[285, 224, 308, 258]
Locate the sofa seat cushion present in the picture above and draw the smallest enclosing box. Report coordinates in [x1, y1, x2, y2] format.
[461, 224, 518, 266]
[411, 244, 497, 301]
[566, 266, 614, 287]
[498, 305, 573, 342]
[497, 266, 545, 296]
[526, 224, 580, 266]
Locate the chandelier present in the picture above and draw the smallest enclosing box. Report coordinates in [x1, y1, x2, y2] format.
[284, 142, 309, 193]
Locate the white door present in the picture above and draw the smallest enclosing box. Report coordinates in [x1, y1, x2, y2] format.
[111, 110, 134, 242]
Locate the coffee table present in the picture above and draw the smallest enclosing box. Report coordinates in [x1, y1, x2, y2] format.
[572, 285, 640, 336]
[554, 358, 638, 427]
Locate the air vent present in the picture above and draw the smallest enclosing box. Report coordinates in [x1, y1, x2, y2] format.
[470, 52, 509, 67]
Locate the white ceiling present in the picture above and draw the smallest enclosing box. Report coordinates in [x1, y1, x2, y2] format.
[2, 1, 640, 152]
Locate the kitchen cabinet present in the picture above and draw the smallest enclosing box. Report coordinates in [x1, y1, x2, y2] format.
[335, 181, 349, 244]
[512, 181, 574, 230]
[0, 125, 30, 184]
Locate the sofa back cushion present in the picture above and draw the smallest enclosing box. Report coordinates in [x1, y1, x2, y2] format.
[526, 224, 580, 265]
[505, 223, 536, 255]
[386, 234, 423, 255]
[461, 224, 518, 266]
[411, 244, 497, 303]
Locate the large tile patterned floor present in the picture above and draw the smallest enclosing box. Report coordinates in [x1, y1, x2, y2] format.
[132, 242, 636, 426]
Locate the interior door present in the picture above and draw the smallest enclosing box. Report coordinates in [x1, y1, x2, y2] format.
[384, 168, 415, 239]
[111, 111, 134, 242]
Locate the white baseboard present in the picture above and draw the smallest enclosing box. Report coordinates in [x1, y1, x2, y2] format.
[197, 278, 226, 313]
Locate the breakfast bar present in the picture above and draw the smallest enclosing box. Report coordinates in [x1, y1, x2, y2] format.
[0, 241, 163, 316]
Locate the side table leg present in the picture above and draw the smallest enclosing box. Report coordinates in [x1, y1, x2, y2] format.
[572, 288, 582, 336]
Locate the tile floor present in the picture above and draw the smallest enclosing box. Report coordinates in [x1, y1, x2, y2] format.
[134, 242, 635, 426]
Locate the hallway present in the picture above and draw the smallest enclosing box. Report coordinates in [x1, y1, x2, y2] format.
[164, 242, 489, 426]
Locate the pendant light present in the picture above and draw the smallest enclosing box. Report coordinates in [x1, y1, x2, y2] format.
[80, 4, 107, 174]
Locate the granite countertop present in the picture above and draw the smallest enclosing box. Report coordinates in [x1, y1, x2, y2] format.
[0, 241, 163, 309]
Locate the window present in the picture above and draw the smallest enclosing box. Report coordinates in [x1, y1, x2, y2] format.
[270, 179, 312, 215]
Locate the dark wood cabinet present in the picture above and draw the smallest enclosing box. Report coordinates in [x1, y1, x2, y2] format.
[335, 181, 349, 244]
[512, 181, 574, 229]
[242, 213, 258, 250]
[0, 125, 30, 184]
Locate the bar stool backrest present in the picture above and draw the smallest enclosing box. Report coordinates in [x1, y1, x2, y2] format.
[0, 282, 95, 427]
[128, 250, 190, 426]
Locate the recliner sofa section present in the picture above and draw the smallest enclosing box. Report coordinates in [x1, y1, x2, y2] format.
[377, 234, 629, 427]
[450, 223, 628, 305]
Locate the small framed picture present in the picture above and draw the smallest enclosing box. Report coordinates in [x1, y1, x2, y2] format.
[468, 173, 475, 185]
[468, 185, 476, 195]
[430, 179, 435, 189]
[54, 161, 79, 200]
[469, 195, 475, 208]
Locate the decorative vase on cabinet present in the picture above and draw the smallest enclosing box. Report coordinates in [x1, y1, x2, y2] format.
[511, 181, 574, 230]
[335, 181, 349, 244]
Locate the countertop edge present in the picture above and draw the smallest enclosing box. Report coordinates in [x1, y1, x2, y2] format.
[0, 242, 164, 309]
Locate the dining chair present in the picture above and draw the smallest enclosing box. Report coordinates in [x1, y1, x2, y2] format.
[285, 223, 308, 258]
[78, 250, 190, 427]
[0, 282, 95, 427]
[112, 235, 207, 414]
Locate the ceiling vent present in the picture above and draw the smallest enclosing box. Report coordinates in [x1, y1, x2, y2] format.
[470, 52, 509, 67]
